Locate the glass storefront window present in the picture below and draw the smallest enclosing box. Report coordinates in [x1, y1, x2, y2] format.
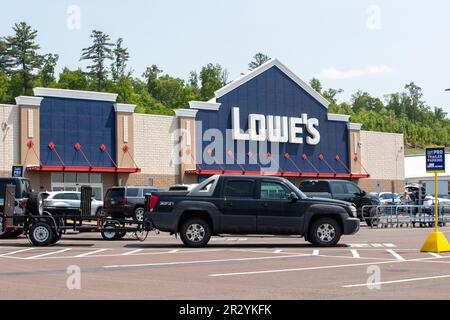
[52, 172, 63, 183]
[77, 173, 89, 184]
[64, 173, 76, 183]
[90, 173, 102, 183]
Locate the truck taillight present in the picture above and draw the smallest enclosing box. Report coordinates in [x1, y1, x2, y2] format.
[149, 195, 160, 212]
[122, 196, 127, 205]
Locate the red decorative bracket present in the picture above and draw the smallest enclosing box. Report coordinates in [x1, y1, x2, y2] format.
[48, 142, 55, 150]
[74, 143, 81, 151]
[122, 144, 129, 153]
[267, 152, 272, 158]
[335, 155, 340, 161]
[302, 153, 308, 160]
[284, 153, 290, 159]
[246, 151, 253, 158]
[100, 144, 107, 152]
[319, 154, 324, 161]
[27, 140, 34, 149]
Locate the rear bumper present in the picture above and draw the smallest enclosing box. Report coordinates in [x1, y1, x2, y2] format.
[144, 211, 179, 233]
[343, 217, 360, 235]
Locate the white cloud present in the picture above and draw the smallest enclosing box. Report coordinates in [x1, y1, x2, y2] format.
[318, 65, 394, 80]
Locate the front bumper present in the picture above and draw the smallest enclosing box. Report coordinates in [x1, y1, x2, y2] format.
[343, 217, 360, 235]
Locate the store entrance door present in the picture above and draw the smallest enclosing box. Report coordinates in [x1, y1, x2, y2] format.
[51, 172, 103, 200]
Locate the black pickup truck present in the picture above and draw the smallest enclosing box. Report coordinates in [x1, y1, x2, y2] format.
[144, 175, 360, 247]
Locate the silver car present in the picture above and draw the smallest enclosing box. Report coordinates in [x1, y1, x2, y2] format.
[43, 191, 103, 216]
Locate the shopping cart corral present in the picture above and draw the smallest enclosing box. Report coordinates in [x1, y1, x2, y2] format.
[0, 184, 154, 246]
[362, 204, 449, 228]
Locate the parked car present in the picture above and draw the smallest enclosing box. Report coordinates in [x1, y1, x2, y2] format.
[378, 192, 401, 205]
[103, 186, 165, 221]
[0, 177, 43, 239]
[42, 191, 103, 216]
[143, 175, 360, 247]
[298, 179, 380, 226]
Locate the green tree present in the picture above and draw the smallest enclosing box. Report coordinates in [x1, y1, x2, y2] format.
[111, 38, 130, 82]
[0, 38, 12, 74]
[39, 53, 58, 87]
[56, 67, 89, 90]
[80, 30, 114, 90]
[249, 53, 270, 70]
[199, 63, 227, 100]
[4, 22, 43, 95]
[309, 78, 322, 94]
[142, 64, 162, 97]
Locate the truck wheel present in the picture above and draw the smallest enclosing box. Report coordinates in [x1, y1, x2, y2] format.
[180, 218, 211, 248]
[26, 192, 44, 216]
[29, 222, 54, 246]
[134, 207, 145, 222]
[101, 223, 118, 241]
[308, 218, 342, 247]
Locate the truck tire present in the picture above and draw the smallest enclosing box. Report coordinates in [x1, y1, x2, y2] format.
[308, 217, 342, 247]
[101, 223, 118, 241]
[134, 207, 145, 222]
[29, 222, 54, 246]
[26, 192, 44, 216]
[180, 218, 211, 247]
[365, 208, 379, 227]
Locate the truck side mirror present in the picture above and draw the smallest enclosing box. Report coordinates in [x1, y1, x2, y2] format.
[289, 192, 299, 203]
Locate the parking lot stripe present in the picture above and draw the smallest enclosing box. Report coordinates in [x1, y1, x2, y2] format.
[274, 249, 283, 253]
[169, 249, 179, 253]
[312, 250, 320, 256]
[350, 250, 360, 258]
[121, 249, 144, 256]
[75, 249, 108, 258]
[386, 249, 405, 261]
[343, 274, 450, 288]
[0, 248, 35, 257]
[428, 253, 442, 258]
[103, 253, 311, 269]
[25, 248, 71, 260]
[383, 243, 396, 248]
[371, 243, 384, 248]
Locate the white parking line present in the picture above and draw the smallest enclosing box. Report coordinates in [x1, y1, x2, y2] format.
[26, 248, 71, 260]
[312, 250, 320, 256]
[75, 249, 108, 258]
[428, 253, 442, 258]
[343, 274, 450, 288]
[0, 248, 35, 257]
[274, 249, 283, 253]
[383, 243, 396, 248]
[386, 249, 405, 261]
[371, 243, 384, 248]
[104, 253, 311, 269]
[169, 249, 179, 253]
[121, 249, 144, 256]
[350, 249, 361, 258]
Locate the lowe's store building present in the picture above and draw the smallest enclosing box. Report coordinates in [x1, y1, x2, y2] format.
[0, 59, 404, 199]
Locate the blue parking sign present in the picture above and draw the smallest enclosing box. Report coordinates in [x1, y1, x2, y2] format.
[426, 147, 446, 173]
[11, 165, 24, 177]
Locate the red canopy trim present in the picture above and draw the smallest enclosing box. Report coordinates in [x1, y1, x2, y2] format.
[26, 166, 141, 173]
[185, 169, 370, 179]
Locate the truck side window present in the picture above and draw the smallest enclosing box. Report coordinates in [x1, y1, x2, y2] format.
[345, 182, 362, 195]
[261, 182, 291, 200]
[330, 182, 346, 194]
[224, 180, 255, 198]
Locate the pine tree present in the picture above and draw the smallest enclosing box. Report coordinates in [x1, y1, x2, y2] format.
[39, 53, 59, 87]
[248, 53, 270, 70]
[4, 22, 43, 95]
[80, 30, 114, 90]
[111, 38, 130, 82]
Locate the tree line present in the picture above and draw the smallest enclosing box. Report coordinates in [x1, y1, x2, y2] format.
[0, 22, 448, 148]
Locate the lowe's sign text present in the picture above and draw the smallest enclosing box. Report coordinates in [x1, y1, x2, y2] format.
[231, 107, 320, 145]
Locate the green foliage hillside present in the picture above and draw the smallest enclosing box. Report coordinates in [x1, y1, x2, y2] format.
[0, 22, 449, 148]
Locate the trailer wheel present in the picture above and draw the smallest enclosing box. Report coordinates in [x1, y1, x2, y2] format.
[101, 223, 118, 241]
[52, 231, 62, 244]
[29, 222, 54, 246]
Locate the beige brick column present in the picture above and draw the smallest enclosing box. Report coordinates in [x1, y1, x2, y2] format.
[348, 123, 363, 174]
[175, 109, 198, 184]
[16, 96, 43, 167]
[114, 103, 136, 169]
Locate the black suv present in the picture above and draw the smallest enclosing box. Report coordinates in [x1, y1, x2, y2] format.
[0, 177, 43, 238]
[103, 186, 165, 221]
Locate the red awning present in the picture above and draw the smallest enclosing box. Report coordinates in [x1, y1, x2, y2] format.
[27, 165, 141, 173]
[185, 169, 370, 179]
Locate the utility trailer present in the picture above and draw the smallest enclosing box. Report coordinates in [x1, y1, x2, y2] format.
[0, 185, 154, 246]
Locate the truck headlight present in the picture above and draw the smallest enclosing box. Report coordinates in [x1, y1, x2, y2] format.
[348, 206, 357, 218]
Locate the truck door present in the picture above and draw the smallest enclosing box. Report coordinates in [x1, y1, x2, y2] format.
[257, 180, 305, 235]
[219, 178, 258, 234]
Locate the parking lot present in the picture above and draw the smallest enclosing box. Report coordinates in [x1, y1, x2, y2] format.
[0, 225, 449, 300]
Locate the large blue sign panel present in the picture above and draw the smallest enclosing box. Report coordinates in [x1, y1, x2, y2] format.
[40, 97, 116, 167]
[194, 65, 350, 174]
[426, 147, 446, 173]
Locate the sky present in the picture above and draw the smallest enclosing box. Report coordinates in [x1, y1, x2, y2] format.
[1, 0, 450, 112]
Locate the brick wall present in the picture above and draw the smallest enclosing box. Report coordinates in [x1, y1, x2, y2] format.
[133, 114, 179, 176]
[0, 104, 19, 174]
[360, 131, 404, 180]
